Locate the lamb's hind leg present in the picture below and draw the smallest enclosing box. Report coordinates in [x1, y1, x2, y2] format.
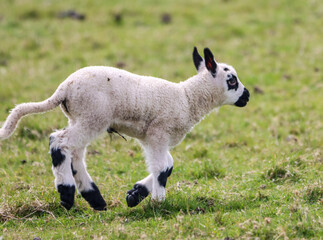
[71, 147, 107, 210]
[49, 130, 75, 210]
[50, 126, 106, 210]
[126, 149, 173, 207]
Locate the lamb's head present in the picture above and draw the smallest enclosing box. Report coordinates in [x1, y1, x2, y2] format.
[193, 47, 250, 107]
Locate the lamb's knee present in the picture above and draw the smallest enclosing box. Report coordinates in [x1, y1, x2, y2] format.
[49, 134, 66, 167]
[51, 147, 66, 167]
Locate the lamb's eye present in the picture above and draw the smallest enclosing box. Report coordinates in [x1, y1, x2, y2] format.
[227, 78, 237, 86]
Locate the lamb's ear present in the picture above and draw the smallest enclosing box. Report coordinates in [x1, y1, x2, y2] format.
[204, 48, 217, 77]
[193, 47, 204, 72]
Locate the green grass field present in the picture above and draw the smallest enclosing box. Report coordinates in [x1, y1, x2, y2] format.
[0, 0, 322, 239]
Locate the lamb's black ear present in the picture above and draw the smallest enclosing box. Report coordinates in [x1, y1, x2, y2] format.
[193, 47, 203, 71]
[204, 48, 217, 77]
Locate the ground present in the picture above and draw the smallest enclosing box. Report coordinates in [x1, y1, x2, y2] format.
[0, 0, 322, 239]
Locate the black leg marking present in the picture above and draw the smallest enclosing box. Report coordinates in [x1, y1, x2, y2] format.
[71, 163, 77, 176]
[157, 170, 168, 188]
[157, 167, 173, 188]
[57, 184, 75, 210]
[81, 182, 107, 210]
[126, 184, 149, 208]
[51, 148, 66, 167]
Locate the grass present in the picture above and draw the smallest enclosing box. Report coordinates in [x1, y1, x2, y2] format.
[0, 0, 322, 239]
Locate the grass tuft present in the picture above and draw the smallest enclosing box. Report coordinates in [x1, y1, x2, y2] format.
[189, 160, 226, 180]
[304, 184, 323, 204]
[264, 160, 299, 183]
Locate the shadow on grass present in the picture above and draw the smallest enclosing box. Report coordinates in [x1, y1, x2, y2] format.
[1, 191, 269, 223]
[113, 192, 270, 222]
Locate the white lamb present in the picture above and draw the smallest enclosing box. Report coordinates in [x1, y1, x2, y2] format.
[0, 47, 249, 210]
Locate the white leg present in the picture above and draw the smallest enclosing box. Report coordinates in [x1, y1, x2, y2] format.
[126, 143, 174, 207]
[134, 151, 173, 193]
[49, 130, 76, 210]
[49, 124, 107, 210]
[136, 174, 153, 192]
[151, 151, 173, 201]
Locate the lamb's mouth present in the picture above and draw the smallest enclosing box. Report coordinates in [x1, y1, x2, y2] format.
[235, 88, 250, 107]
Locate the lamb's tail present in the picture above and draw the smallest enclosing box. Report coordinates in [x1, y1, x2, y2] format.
[0, 85, 67, 140]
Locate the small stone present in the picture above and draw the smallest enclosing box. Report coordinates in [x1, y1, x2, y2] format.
[161, 13, 172, 24]
[264, 217, 271, 224]
[282, 74, 292, 80]
[260, 184, 267, 189]
[113, 13, 122, 24]
[58, 10, 86, 21]
[254, 86, 264, 94]
[286, 135, 298, 143]
[116, 62, 126, 68]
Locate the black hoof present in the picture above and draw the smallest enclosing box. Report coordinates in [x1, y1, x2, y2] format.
[81, 183, 107, 211]
[61, 200, 73, 210]
[57, 184, 75, 210]
[126, 184, 149, 208]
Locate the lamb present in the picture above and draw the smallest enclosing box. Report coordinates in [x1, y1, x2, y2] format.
[0, 47, 250, 210]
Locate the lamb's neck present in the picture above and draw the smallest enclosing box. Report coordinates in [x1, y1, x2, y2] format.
[181, 74, 221, 125]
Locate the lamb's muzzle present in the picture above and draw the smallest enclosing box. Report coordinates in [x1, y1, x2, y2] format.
[234, 88, 250, 107]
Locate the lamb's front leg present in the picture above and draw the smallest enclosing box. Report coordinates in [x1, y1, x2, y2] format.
[151, 151, 173, 202]
[126, 174, 152, 207]
[126, 150, 173, 207]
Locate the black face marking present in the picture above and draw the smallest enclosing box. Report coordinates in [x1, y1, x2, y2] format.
[204, 48, 217, 77]
[224, 67, 229, 71]
[81, 182, 107, 210]
[57, 184, 75, 210]
[235, 88, 250, 107]
[157, 167, 173, 188]
[227, 75, 239, 91]
[193, 47, 203, 71]
[71, 163, 77, 176]
[51, 148, 65, 167]
[62, 99, 69, 113]
[126, 184, 149, 207]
